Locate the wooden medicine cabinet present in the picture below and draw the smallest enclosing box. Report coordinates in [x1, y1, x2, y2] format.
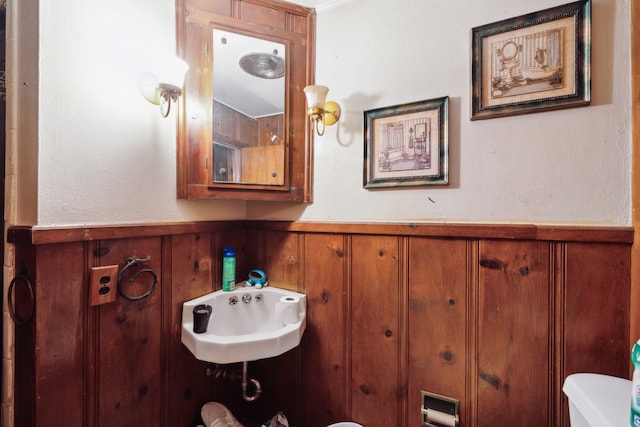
[176, 0, 316, 202]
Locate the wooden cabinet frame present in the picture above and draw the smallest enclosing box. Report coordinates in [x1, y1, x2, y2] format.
[175, 0, 315, 202]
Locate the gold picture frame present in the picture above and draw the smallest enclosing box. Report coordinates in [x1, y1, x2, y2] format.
[471, 0, 591, 120]
[364, 97, 449, 188]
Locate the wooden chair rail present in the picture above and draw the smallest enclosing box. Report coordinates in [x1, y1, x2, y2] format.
[7, 220, 634, 245]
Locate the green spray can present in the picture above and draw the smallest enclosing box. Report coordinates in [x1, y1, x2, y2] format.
[222, 247, 236, 292]
[631, 339, 640, 426]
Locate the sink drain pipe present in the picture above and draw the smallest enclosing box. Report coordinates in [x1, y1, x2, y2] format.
[242, 361, 262, 402]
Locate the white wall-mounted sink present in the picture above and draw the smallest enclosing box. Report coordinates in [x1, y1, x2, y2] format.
[563, 373, 631, 427]
[181, 283, 306, 364]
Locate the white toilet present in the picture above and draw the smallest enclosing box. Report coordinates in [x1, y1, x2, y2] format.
[563, 373, 631, 426]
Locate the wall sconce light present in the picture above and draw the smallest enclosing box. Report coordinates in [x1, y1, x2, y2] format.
[139, 56, 189, 118]
[303, 85, 341, 136]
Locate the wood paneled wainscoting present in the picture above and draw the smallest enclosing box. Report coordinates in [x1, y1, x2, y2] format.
[7, 221, 632, 427]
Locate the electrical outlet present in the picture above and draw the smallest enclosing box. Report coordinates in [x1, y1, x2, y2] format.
[89, 265, 119, 306]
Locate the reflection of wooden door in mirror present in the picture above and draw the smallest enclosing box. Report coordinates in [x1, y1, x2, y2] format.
[241, 145, 285, 185]
[176, 0, 315, 202]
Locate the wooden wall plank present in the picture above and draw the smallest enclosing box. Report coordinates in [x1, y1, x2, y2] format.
[258, 230, 301, 291]
[552, 242, 566, 427]
[238, 230, 304, 425]
[35, 243, 86, 425]
[407, 237, 468, 426]
[476, 240, 551, 426]
[13, 249, 36, 427]
[561, 242, 631, 425]
[563, 243, 630, 376]
[350, 235, 401, 426]
[95, 237, 163, 427]
[166, 233, 217, 427]
[301, 233, 348, 426]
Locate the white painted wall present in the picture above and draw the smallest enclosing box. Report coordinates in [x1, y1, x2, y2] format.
[249, 0, 631, 225]
[12, 0, 246, 227]
[11, 0, 632, 227]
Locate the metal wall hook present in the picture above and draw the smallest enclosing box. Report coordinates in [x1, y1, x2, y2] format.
[8, 272, 35, 325]
[124, 256, 151, 267]
[117, 256, 158, 301]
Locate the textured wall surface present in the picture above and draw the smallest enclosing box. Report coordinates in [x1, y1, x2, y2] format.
[11, 0, 632, 226]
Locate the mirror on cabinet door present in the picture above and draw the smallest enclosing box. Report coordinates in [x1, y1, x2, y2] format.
[212, 29, 286, 186]
[177, 0, 315, 202]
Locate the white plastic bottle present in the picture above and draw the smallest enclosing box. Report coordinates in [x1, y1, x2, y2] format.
[631, 339, 640, 426]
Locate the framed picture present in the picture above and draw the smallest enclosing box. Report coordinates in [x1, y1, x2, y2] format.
[364, 96, 448, 188]
[471, 0, 591, 120]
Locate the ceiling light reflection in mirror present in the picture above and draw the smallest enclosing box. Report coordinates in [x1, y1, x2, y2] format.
[213, 29, 285, 117]
[212, 29, 287, 185]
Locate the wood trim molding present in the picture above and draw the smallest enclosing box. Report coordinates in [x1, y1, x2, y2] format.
[7, 221, 633, 246]
[632, 0, 640, 352]
[245, 221, 633, 243]
[6, 221, 244, 245]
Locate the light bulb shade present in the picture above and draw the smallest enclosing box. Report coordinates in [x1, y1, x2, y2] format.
[156, 56, 189, 88]
[304, 85, 329, 111]
[139, 55, 189, 117]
